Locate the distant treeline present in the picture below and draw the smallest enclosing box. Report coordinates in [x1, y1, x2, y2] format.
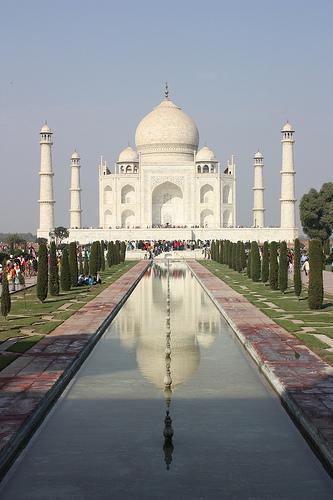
[0, 233, 36, 242]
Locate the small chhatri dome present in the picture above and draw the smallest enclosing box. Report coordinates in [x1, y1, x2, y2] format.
[118, 145, 138, 163]
[40, 122, 51, 133]
[254, 150, 263, 159]
[282, 121, 294, 132]
[71, 150, 80, 159]
[196, 145, 216, 162]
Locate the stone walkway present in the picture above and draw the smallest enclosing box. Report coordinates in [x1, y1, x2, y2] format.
[0, 260, 149, 474]
[188, 260, 333, 470]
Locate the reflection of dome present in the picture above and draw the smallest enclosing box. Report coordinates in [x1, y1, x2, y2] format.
[196, 146, 216, 162]
[136, 336, 200, 388]
[118, 145, 138, 163]
[197, 333, 215, 348]
[135, 98, 199, 158]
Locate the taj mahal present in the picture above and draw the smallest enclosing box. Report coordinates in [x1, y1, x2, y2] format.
[37, 87, 298, 243]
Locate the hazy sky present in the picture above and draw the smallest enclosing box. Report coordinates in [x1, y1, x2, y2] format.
[1, 0, 332, 233]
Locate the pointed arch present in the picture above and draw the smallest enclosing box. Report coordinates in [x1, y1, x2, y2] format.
[104, 185, 112, 204]
[121, 184, 135, 204]
[200, 184, 214, 204]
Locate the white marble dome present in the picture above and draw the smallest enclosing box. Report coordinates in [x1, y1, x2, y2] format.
[40, 123, 51, 133]
[71, 150, 80, 159]
[196, 145, 216, 162]
[254, 150, 263, 159]
[282, 121, 294, 132]
[135, 98, 199, 157]
[118, 145, 138, 163]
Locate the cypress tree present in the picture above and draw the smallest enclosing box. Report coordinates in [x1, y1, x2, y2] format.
[251, 241, 261, 282]
[49, 241, 59, 296]
[115, 241, 121, 264]
[235, 241, 241, 272]
[1, 260, 11, 317]
[78, 251, 84, 275]
[293, 238, 302, 299]
[69, 241, 78, 287]
[279, 241, 288, 293]
[89, 241, 98, 277]
[60, 246, 71, 291]
[211, 240, 216, 261]
[261, 241, 269, 284]
[84, 250, 89, 275]
[107, 242, 112, 267]
[36, 242, 48, 302]
[308, 239, 324, 310]
[228, 241, 233, 268]
[216, 240, 220, 263]
[247, 250, 252, 278]
[219, 240, 224, 264]
[96, 241, 102, 271]
[240, 242, 246, 271]
[120, 241, 126, 262]
[269, 241, 279, 290]
[100, 240, 106, 271]
[232, 242, 237, 270]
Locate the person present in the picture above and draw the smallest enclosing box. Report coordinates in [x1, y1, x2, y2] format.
[303, 259, 309, 277]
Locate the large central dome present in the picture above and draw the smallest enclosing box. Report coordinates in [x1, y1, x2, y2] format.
[135, 98, 199, 163]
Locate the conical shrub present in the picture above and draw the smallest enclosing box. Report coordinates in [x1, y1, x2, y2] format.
[37, 242, 48, 302]
[247, 250, 252, 278]
[100, 240, 106, 271]
[293, 238, 302, 298]
[308, 239, 324, 310]
[120, 241, 126, 262]
[279, 241, 288, 293]
[60, 246, 71, 291]
[261, 241, 269, 284]
[49, 241, 59, 296]
[250, 241, 261, 282]
[84, 250, 89, 275]
[69, 241, 78, 287]
[1, 260, 11, 317]
[89, 241, 98, 277]
[269, 241, 279, 290]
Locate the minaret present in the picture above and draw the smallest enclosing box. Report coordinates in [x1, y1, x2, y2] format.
[252, 151, 265, 227]
[280, 122, 296, 228]
[69, 150, 82, 229]
[38, 123, 55, 239]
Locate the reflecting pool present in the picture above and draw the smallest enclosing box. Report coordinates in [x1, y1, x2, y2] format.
[0, 262, 332, 499]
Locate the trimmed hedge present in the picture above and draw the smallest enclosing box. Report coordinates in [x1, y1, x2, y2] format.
[1, 260, 11, 317]
[49, 241, 59, 296]
[37, 242, 48, 302]
[269, 241, 279, 290]
[279, 241, 288, 293]
[308, 239, 324, 310]
[250, 241, 261, 282]
[293, 238, 302, 298]
[69, 241, 78, 287]
[261, 241, 269, 284]
[60, 246, 71, 291]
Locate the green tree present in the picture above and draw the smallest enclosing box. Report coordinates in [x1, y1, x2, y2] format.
[279, 241, 288, 293]
[228, 241, 233, 268]
[51, 226, 69, 245]
[78, 252, 84, 275]
[261, 241, 269, 284]
[120, 241, 126, 262]
[89, 241, 98, 277]
[308, 239, 324, 310]
[247, 250, 252, 278]
[1, 260, 11, 317]
[37, 242, 48, 302]
[300, 182, 333, 241]
[240, 242, 246, 271]
[49, 241, 59, 296]
[69, 242, 78, 287]
[250, 241, 261, 282]
[269, 241, 279, 290]
[107, 242, 112, 267]
[235, 241, 241, 272]
[293, 238, 302, 299]
[232, 242, 237, 270]
[96, 241, 102, 271]
[100, 240, 106, 271]
[60, 246, 71, 291]
[219, 240, 224, 264]
[211, 240, 216, 261]
[83, 250, 89, 275]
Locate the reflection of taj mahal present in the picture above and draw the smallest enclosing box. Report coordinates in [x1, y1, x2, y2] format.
[98, 88, 236, 231]
[37, 86, 298, 243]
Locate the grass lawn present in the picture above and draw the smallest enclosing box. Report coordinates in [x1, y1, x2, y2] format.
[199, 260, 333, 367]
[0, 261, 138, 365]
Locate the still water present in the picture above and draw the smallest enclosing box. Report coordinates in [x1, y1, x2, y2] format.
[0, 262, 332, 499]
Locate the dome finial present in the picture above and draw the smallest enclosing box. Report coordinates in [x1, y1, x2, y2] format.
[165, 82, 169, 100]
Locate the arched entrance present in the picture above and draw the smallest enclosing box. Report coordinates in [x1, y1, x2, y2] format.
[152, 182, 183, 226]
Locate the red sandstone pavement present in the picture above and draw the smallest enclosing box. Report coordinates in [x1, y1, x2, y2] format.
[188, 260, 333, 469]
[0, 260, 149, 473]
